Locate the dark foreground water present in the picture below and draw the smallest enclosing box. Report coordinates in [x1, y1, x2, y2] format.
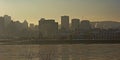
[0, 44, 120, 60]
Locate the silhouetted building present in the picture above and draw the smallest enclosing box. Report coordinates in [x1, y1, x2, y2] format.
[29, 23, 35, 30]
[23, 20, 28, 29]
[92, 21, 120, 29]
[71, 18, 80, 31]
[4, 15, 12, 28]
[6, 20, 29, 38]
[0, 17, 5, 34]
[0, 17, 5, 29]
[14, 21, 22, 31]
[80, 20, 92, 31]
[61, 16, 69, 31]
[39, 18, 58, 38]
[28, 24, 39, 39]
[91, 29, 120, 40]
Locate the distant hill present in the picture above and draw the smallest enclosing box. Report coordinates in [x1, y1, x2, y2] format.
[91, 21, 120, 29]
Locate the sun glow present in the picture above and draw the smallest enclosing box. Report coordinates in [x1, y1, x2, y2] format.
[0, 0, 120, 25]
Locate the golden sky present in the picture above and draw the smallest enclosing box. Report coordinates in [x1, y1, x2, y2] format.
[0, 0, 120, 25]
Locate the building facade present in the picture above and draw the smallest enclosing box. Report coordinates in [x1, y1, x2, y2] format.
[61, 16, 70, 31]
[71, 19, 80, 31]
[39, 18, 58, 38]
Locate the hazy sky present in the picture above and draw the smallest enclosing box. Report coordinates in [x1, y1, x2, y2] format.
[0, 0, 120, 24]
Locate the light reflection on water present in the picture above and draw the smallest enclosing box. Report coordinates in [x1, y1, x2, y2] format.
[0, 44, 120, 60]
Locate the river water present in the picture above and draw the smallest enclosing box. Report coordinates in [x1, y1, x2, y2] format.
[0, 44, 120, 60]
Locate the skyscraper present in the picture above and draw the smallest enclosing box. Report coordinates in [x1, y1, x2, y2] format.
[61, 16, 69, 31]
[39, 18, 58, 38]
[71, 19, 80, 31]
[23, 20, 28, 29]
[4, 15, 11, 28]
[29, 23, 35, 30]
[0, 17, 5, 33]
[80, 20, 92, 31]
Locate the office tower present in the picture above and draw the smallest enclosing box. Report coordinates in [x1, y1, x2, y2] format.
[23, 20, 28, 29]
[4, 15, 11, 28]
[71, 19, 80, 31]
[80, 20, 92, 31]
[29, 23, 35, 30]
[0, 17, 5, 32]
[61, 16, 69, 31]
[39, 18, 58, 37]
[13, 21, 20, 30]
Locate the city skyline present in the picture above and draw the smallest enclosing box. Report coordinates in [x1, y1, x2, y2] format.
[0, 15, 120, 25]
[0, 0, 120, 24]
[0, 14, 120, 42]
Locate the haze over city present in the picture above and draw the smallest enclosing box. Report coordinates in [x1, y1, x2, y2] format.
[0, 0, 120, 24]
[1, 1, 120, 60]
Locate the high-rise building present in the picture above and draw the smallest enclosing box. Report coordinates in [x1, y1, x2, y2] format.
[71, 19, 80, 31]
[14, 21, 22, 31]
[39, 18, 58, 37]
[4, 15, 11, 27]
[29, 23, 35, 30]
[0, 17, 5, 32]
[23, 20, 28, 29]
[80, 20, 92, 31]
[61, 16, 69, 31]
